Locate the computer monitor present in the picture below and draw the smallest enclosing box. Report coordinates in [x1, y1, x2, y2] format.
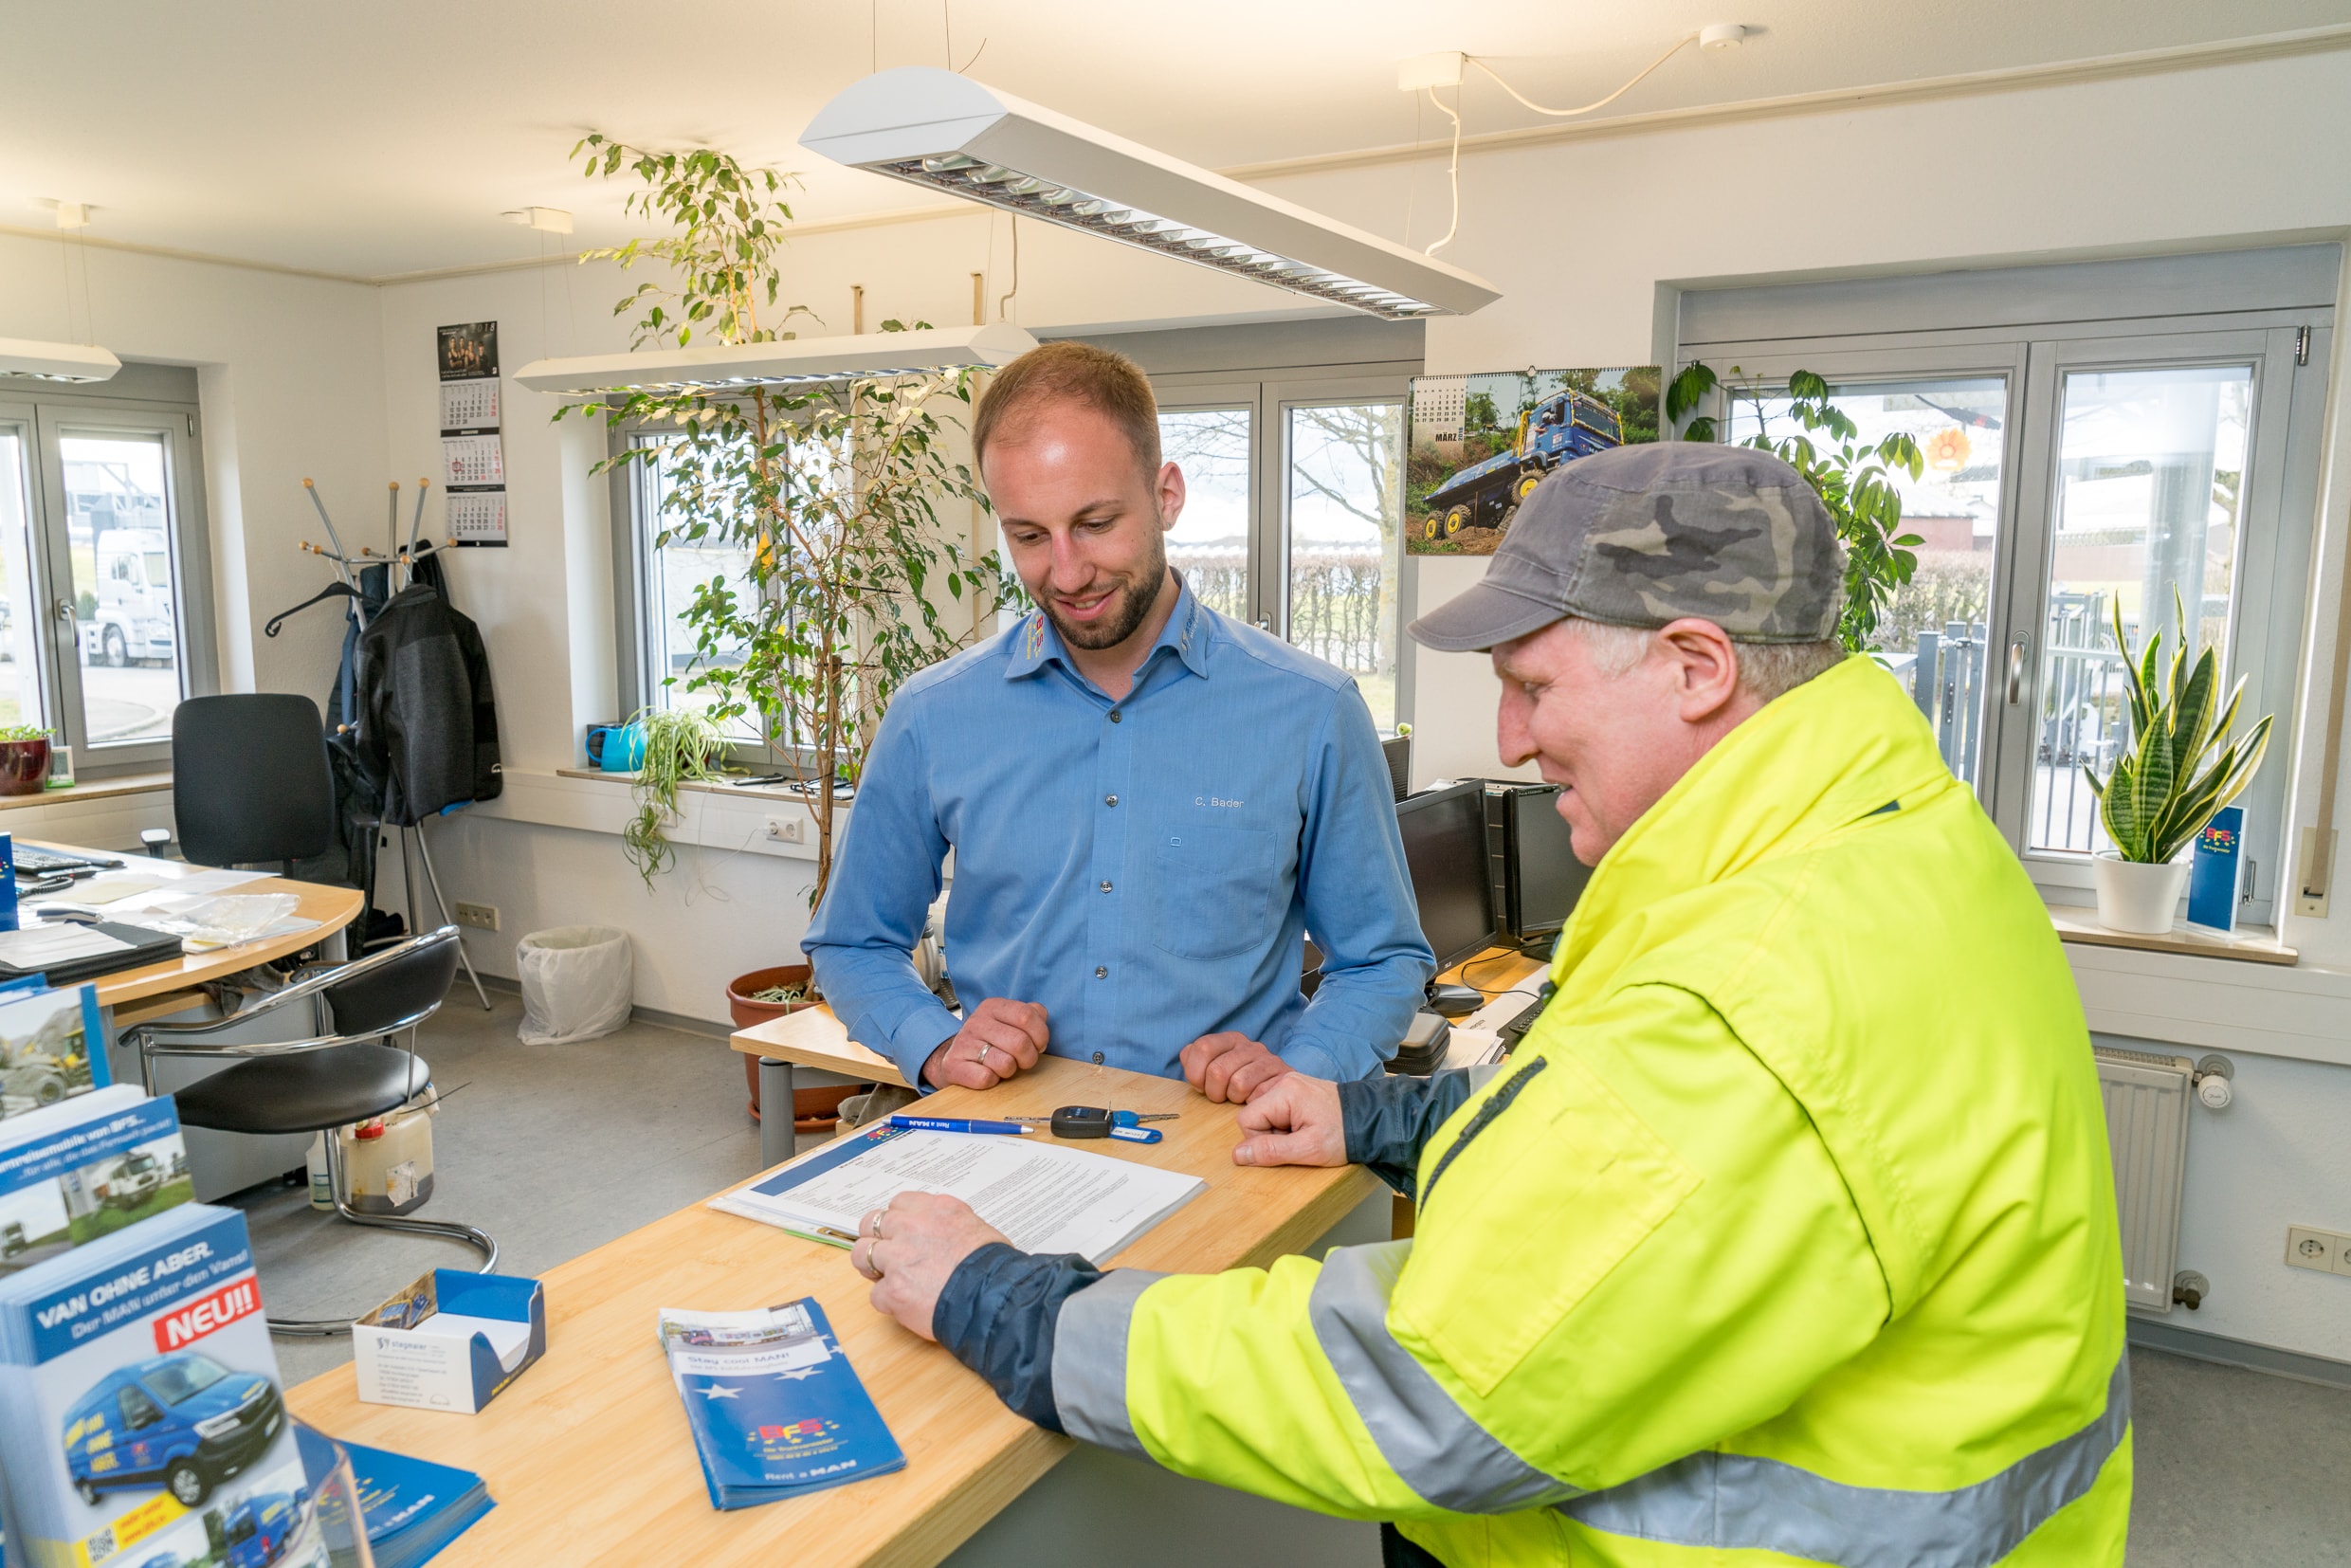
[1395, 781, 1499, 971]
[1485, 782, 1592, 944]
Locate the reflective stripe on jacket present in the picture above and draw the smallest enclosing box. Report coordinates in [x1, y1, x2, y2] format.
[1048, 655, 2130, 1566]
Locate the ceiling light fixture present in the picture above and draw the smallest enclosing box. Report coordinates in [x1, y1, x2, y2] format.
[799, 67, 1499, 319]
[0, 337, 121, 383]
[513, 321, 1040, 395]
[502, 207, 575, 234]
[1, 201, 119, 384]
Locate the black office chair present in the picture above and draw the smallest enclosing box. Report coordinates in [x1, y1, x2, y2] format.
[171, 694, 338, 875]
[122, 926, 499, 1336]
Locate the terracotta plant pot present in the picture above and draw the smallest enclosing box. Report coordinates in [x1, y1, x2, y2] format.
[726, 963, 863, 1130]
[0, 738, 50, 797]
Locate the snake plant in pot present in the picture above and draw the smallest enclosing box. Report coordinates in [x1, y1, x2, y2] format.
[2084, 593, 2272, 934]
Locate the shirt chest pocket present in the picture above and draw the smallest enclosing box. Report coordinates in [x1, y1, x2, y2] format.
[1149, 826, 1284, 960]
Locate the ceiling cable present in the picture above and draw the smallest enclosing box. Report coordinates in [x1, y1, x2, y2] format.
[1468, 34, 1696, 119]
[997, 214, 1019, 321]
[1422, 85, 1462, 257]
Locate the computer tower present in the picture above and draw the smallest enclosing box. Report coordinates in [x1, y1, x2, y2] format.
[1485, 781, 1593, 947]
[1380, 733, 1412, 803]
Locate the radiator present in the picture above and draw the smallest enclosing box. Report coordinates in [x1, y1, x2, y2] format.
[2094, 1047, 2196, 1312]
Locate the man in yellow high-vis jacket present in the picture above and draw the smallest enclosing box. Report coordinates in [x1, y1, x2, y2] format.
[849, 443, 2130, 1567]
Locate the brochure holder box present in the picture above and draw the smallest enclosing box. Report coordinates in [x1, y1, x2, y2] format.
[353, 1267, 545, 1414]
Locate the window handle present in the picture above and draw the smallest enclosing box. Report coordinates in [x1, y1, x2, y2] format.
[1255, 615, 1272, 631]
[51, 597, 73, 627]
[2007, 637, 2027, 705]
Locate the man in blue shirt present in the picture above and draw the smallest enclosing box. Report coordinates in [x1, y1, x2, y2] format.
[804, 342, 1431, 1103]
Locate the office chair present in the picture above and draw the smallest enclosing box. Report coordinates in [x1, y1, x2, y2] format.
[171, 694, 338, 876]
[121, 926, 499, 1337]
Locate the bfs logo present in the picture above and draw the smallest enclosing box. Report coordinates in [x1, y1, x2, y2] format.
[759, 1417, 832, 1444]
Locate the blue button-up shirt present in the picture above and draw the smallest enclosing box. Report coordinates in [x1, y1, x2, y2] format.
[803, 580, 1433, 1088]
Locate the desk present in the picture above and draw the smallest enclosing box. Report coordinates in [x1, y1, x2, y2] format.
[728, 945, 1554, 1168]
[285, 1053, 1383, 1568]
[24, 845, 368, 1024]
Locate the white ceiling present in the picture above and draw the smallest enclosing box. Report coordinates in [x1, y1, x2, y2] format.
[2, 0, 2345, 280]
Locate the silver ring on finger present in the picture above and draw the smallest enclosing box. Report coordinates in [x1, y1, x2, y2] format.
[866, 1210, 885, 1240]
[977, 1042, 996, 1068]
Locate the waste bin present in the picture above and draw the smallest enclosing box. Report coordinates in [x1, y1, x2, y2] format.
[516, 925, 633, 1045]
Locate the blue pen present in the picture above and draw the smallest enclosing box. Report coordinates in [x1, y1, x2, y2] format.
[887, 1114, 1031, 1136]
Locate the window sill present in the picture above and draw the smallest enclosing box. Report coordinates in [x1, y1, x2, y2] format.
[2049, 907, 2296, 967]
[464, 767, 836, 866]
[0, 772, 172, 811]
[552, 768, 849, 809]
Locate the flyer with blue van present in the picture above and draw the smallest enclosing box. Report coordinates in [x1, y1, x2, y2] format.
[0, 1203, 330, 1568]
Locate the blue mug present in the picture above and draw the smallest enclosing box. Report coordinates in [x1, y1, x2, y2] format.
[592, 721, 646, 774]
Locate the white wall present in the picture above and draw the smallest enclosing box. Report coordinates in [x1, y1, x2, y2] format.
[0, 234, 387, 710]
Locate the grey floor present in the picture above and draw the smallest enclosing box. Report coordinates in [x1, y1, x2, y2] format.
[226, 988, 2351, 1562]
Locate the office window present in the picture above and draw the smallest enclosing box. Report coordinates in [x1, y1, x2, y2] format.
[629, 435, 760, 743]
[0, 374, 211, 772]
[1159, 395, 1407, 726]
[1681, 246, 2334, 921]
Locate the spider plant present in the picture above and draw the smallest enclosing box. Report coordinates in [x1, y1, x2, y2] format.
[622, 705, 726, 886]
[2085, 593, 2271, 864]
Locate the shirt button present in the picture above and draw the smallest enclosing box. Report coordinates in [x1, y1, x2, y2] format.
[1104, 794, 1119, 807]
[1100, 880, 1113, 892]
[1094, 966, 1108, 978]
[1108, 709, 1122, 723]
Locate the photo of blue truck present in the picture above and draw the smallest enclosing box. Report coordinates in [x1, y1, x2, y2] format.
[1405, 366, 1661, 556]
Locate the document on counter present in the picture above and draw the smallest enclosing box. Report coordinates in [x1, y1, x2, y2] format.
[0, 925, 131, 966]
[712, 1124, 1205, 1266]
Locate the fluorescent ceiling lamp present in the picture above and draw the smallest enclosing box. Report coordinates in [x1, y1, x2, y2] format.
[801, 67, 1500, 320]
[0, 337, 120, 384]
[514, 321, 1040, 394]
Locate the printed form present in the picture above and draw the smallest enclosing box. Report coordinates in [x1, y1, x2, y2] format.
[712, 1127, 1204, 1265]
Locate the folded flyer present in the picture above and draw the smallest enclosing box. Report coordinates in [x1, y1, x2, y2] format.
[658, 1297, 904, 1509]
[335, 1439, 495, 1568]
[0, 984, 107, 1122]
[0, 1203, 330, 1568]
[711, 1124, 1204, 1266]
[0, 1088, 193, 1278]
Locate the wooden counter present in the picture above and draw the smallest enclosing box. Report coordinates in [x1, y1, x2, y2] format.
[285, 1053, 1381, 1568]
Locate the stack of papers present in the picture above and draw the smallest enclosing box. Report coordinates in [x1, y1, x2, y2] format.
[658, 1298, 904, 1509]
[0, 924, 130, 969]
[340, 1440, 495, 1568]
[712, 1124, 1206, 1265]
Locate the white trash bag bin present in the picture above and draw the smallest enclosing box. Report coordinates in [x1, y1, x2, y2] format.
[516, 926, 633, 1046]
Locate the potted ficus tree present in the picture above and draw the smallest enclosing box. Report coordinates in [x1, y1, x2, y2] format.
[556, 136, 1017, 1125]
[2083, 594, 2272, 934]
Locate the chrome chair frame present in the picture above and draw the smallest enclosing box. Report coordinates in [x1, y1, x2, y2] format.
[121, 926, 498, 1337]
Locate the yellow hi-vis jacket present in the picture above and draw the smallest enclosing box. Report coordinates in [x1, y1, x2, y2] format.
[1046, 656, 2129, 1566]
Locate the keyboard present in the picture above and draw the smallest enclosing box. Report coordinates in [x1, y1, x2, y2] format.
[1495, 988, 1553, 1048]
[13, 847, 124, 876]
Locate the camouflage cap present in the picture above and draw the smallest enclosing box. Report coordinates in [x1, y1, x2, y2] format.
[1407, 443, 1844, 652]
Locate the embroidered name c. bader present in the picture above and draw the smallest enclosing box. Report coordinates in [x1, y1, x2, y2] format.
[1194, 795, 1245, 808]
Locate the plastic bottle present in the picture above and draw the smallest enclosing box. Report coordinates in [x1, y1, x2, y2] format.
[306, 1133, 334, 1211]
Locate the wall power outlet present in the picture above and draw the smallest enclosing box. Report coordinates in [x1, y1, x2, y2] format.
[452, 902, 500, 931]
[2284, 1225, 2351, 1275]
[765, 816, 805, 844]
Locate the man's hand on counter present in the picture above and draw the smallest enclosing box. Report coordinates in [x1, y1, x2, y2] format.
[851, 1193, 1007, 1340]
[922, 998, 1050, 1090]
[1181, 1032, 1293, 1104]
[1230, 1073, 1346, 1168]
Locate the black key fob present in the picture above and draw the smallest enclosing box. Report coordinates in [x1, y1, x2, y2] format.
[1049, 1105, 1113, 1139]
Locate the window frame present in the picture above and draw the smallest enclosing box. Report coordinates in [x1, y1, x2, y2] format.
[1151, 366, 1419, 726]
[1677, 255, 2334, 924]
[0, 382, 214, 775]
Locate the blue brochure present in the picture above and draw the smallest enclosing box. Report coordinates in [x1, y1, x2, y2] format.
[335, 1439, 496, 1568]
[2187, 806, 2245, 933]
[657, 1296, 905, 1509]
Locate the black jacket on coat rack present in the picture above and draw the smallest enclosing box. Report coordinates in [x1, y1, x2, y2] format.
[353, 576, 502, 825]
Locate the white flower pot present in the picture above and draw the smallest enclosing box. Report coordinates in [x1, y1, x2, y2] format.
[2092, 854, 2190, 935]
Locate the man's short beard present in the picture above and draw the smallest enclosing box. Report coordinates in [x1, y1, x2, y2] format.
[1042, 524, 1170, 652]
